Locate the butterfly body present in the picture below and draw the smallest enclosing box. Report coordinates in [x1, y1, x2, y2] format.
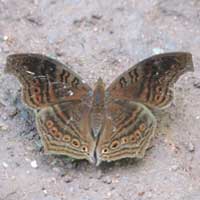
[90, 78, 106, 139]
[5, 52, 193, 165]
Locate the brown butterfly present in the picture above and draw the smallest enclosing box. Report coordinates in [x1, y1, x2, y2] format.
[5, 52, 193, 165]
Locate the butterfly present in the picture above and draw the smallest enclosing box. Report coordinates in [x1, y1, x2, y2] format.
[5, 52, 193, 165]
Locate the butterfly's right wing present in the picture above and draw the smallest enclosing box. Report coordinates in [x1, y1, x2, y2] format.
[36, 101, 96, 163]
[96, 100, 157, 164]
[107, 52, 193, 109]
[5, 54, 92, 109]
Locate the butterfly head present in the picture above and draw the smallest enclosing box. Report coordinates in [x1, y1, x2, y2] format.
[94, 77, 105, 89]
[92, 77, 106, 107]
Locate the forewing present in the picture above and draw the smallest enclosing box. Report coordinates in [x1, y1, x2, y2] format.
[36, 101, 96, 163]
[5, 54, 92, 109]
[96, 100, 157, 164]
[107, 52, 193, 109]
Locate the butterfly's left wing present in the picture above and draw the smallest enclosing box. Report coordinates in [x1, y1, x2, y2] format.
[5, 54, 92, 109]
[36, 101, 96, 163]
[96, 100, 157, 164]
[107, 52, 193, 109]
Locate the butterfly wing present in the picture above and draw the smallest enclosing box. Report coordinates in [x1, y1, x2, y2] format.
[107, 52, 193, 109]
[5, 54, 92, 109]
[5, 54, 95, 162]
[96, 100, 157, 164]
[36, 101, 96, 162]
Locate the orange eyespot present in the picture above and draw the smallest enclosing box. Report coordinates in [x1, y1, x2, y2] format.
[154, 94, 162, 102]
[130, 135, 137, 142]
[102, 148, 109, 154]
[34, 87, 41, 94]
[49, 127, 58, 136]
[49, 127, 62, 139]
[81, 145, 88, 152]
[46, 120, 54, 128]
[135, 130, 141, 138]
[72, 138, 80, 147]
[63, 134, 71, 142]
[139, 123, 146, 132]
[110, 140, 120, 149]
[50, 127, 58, 134]
[54, 132, 62, 140]
[35, 95, 41, 102]
[121, 136, 128, 144]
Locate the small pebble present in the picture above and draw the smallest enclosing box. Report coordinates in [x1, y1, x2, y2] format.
[8, 108, 18, 118]
[69, 187, 74, 192]
[102, 176, 112, 184]
[188, 142, 195, 152]
[106, 192, 112, 198]
[93, 27, 98, 32]
[2, 162, 8, 168]
[80, 184, 89, 191]
[152, 47, 164, 54]
[2, 115, 8, 120]
[147, 192, 153, 198]
[52, 167, 61, 173]
[91, 14, 102, 20]
[110, 186, 116, 190]
[42, 188, 48, 195]
[63, 175, 73, 183]
[30, 160, 38, 168]
[138, 191, 145, 196]
[96, 170, 103, 179]
[193, 82, 200, 88]
[0, 124, 8, 131]
[25, 157, 31, 162]
[169, 165, 179, 172]
[50, 177, 56, 183]
[3, 35, 8, 41]
[112, 177, 119, 183]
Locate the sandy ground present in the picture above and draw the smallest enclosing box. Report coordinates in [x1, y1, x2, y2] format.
[0, 0, 200, 199]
